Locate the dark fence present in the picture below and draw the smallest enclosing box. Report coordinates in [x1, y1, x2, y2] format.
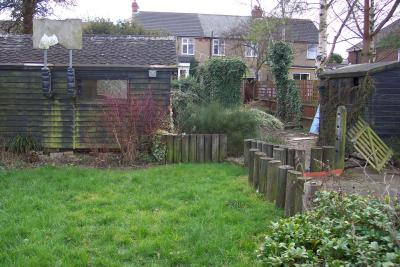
[164, 134, 227, 164]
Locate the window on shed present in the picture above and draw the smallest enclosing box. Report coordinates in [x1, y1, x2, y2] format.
[78, 79, 128, 99]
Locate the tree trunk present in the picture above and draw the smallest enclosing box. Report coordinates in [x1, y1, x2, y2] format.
[22, 0, 35, 34]
[362, 0, 371, 63]
[316, 0, 328, 72]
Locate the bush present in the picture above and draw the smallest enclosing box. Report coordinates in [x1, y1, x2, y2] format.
[248, 108, 284, 131]
[257, 191, 400, 266]
[8, 134, 40, 154]
[182, 103, 281, 155]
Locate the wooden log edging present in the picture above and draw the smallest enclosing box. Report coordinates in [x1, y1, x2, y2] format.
[164, 134, 228, 164]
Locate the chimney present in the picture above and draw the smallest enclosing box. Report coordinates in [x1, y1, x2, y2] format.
[132, 0, 139, 16]
[251, 6, 263, 18]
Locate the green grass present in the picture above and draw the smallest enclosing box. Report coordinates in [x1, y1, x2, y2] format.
[0, 163, 281, 266]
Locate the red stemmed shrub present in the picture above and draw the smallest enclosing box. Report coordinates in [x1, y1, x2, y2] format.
[103, 90, 166, 164]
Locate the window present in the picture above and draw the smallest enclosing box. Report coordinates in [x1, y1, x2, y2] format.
[182, 38, 194, 55]
[78, 79, 128, 99]
[293, 73, 310, 80]
[307, 44, 317, 60]
[212, 39, 225, 56]
[398, 49, 400, 61]
[178, 63, 190, 79]
[245, 42, 257, 57]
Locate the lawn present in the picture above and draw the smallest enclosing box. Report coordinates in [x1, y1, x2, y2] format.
[0, 163, 281, 266]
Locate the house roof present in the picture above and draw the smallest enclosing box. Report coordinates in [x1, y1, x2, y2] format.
[320, 61, 400, 78]
[347, 18, 400, 52]
[0, 34, 177, 68]
[135, 11, 318, 43]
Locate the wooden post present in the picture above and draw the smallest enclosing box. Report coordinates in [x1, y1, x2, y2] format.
[251, 140, 258, 148]
[294, 177, 311, 214]
[248, 148, 259, 185]
[284, 170, 302, 217]
[166, 135, 174, 164]
[189, 135, 197, 163]
[219, 134, 228, 162]
[244, 139, 254, 165]
[322, 146, 335, 170]
[256, 141, 263, 151]
[276, 165, 293, 209]
[261, 142, 268, 154]
[197, 134, 205, 163]
[266, 160, 281, 203]
[273, 147, 287, 165]
[266, 143, 274, 157]
[310, 147, 323, 172]
[335, 106, 347, 170]
[204, 134, 212, 163]
[287, 148, 296, 168]
[253, 152, 266, 190]
[259, 157, 273, 195]
[295, 149, 306, 172]
[303, 180, 323, 211]
[211, 134, 220, 162]
[181, 135, 189, 163]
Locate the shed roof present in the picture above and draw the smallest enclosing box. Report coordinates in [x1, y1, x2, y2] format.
[320, 61, 400, 78]
[0, 34, 177, 68]
[135, 11, 318, 43]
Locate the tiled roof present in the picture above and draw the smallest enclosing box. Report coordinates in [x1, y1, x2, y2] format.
[0, 34, 177, 67]
[320, 61, 400, 78]
[135, 11, 318, 43]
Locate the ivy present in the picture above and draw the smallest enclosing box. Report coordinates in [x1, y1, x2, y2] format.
[269, 41, 302, 123]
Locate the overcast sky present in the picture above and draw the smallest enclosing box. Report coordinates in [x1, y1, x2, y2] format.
[1, 0, 354, 57]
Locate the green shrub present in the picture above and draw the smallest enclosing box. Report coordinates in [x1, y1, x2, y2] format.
[248, 108, 284, 130]
[257, 191, 400, 266]
[8, 134, 40, 154]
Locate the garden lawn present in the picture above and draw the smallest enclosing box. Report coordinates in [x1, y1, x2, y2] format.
[0, 163, 281, 266]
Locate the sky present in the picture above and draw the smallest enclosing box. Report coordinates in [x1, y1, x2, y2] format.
[1, 0, 354, 57]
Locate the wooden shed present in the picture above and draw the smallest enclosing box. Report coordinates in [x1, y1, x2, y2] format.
[0, 35, 177, 150]
[319, 61, 400, 145]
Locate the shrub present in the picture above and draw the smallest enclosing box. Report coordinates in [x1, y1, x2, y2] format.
[257, 191, 400, 266]
[8, 134, 40, 154]
[103, 91, 166, 164]
[247, 108, 284, 131]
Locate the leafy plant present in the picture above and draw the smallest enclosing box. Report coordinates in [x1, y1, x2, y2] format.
[257, 191, 400, 266]
[84, 18, 163, 36]
[8, 134, 40, 154]
[248, 108, 284, 131]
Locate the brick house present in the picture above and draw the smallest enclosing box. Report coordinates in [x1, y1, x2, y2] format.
[133, 2, 319, 81]
[348, 19, 400, 64]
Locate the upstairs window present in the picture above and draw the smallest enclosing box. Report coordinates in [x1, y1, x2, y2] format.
[212, 39, 225, 56]
[182, 38, 195, 55]
[307, 44, 317, 60]
[245, 42, 258, 57]
[293, 73, 310, 80]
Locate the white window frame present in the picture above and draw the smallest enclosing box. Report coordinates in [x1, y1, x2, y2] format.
[178, 63, 190, 79]
[181, 38, 195, 55]
[293, 73, 310, 80]
[306, 44, 317, 60]
[245, 41, 258, 58]
[397, 49, 400, 61]
[212, 39, 225, 56]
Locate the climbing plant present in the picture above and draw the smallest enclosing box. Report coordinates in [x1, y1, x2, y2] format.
[198, 58, 247, 107]
[268, 41, 302, 123]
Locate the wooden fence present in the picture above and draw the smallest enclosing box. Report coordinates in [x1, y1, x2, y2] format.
[164, 134, 227, 164]
[243, 139, 344, 217]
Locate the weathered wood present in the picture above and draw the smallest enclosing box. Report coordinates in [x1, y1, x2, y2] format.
[334, 106, 347, 170]
[310, 147, 323, 172]
[197, 134, 205, 163]
[287, 148, 296, 168]
[256, 141, 263, 151]
[189, 135, 197, 162]
[266, 160, 281, 203]
[284, 170, 302, 217]
[204, 134, 212, 163]
[276, 165, 294, 209]
[166, 135, 174, 164]
[253, 152, 266, 190]
[322, 145, 335, 170]
[248, 148, 259, 185]
[295, 149, 306, 172]
[251, 140, 258, 148]
[265, 143, 274, 157]
[303, 180, 323, 211]
[181, 135, 189, 163]
[173, 135, 182, 163]
[211, 134, 220, 162]
[243, 139, 254, 165]
[219, 134, 227, 162]
[294, 177, 311, 214]
[259, 157, 273, 195]
[273, 147, 287, 165]
[261, 142, 268, 154]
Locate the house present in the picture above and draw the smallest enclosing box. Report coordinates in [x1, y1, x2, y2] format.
[0, 34, 177, 150]
[347, 19, 400, 64]
[132, 2, 319, 81]
[319, 61, 400, 145]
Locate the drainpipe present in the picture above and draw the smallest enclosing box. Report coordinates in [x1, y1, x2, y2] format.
[209, 31, 214, 59]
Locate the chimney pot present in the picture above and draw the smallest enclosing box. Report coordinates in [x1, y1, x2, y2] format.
[132, 0, 139, 14]
[251, 6, 263, 18]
